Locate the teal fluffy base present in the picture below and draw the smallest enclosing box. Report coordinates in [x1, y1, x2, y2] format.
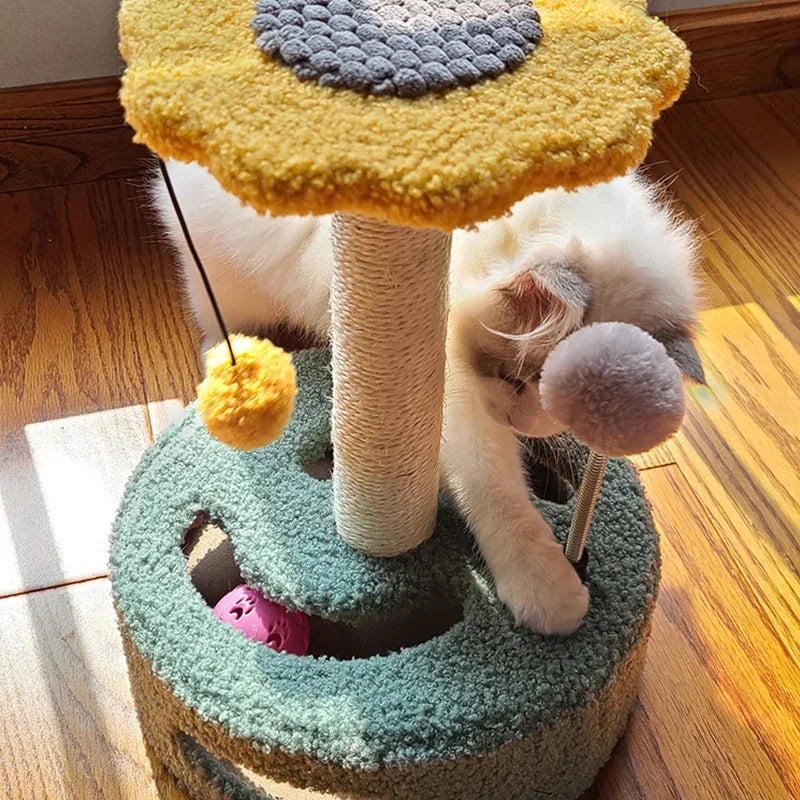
[111, 349, 660, 799]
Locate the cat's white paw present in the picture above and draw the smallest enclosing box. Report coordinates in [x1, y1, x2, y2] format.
[494, 538, 589, 636]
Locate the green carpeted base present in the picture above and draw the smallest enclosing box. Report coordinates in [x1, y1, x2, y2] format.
[111, 349, 660, 800]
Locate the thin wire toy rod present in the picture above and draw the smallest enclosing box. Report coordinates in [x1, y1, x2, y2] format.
[158, 158, 236, 366]
[565, 451, 609, 564]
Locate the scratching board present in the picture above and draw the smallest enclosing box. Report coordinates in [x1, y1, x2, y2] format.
[111, 350, 660, 800]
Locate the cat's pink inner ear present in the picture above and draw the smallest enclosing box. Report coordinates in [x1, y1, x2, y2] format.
[500, 270, 557, 327]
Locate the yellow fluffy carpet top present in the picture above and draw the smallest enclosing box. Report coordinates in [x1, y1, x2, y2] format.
[119, 0, 689, 230]
[197, 336, 296, 451]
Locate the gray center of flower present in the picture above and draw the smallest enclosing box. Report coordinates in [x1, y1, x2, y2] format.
[252, 0, 542, 97]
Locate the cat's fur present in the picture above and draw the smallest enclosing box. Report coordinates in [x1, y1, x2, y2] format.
[154, 161, 701, 636]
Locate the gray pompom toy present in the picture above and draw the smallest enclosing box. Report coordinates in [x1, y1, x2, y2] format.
[539, 322, 688, 574]
[540, 322, 686, 458]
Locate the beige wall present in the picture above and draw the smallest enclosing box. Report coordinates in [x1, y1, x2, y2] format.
[1, 0, 749, 89]
[1, 0, 123, 89]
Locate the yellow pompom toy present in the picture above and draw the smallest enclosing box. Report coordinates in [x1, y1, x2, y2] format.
[197, 335, 296, 451]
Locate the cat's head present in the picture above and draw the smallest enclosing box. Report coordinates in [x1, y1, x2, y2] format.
[449, 238, 703, 438]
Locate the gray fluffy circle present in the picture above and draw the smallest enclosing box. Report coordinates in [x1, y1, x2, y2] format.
[252, 0, 542, 97]
[540, 322, 686, 457]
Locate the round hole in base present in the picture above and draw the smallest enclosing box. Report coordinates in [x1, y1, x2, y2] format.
[182, 518, 464, 660]
[182, 514, 243, 608]
[302, 446, 334, 481]
[524, 450, 575, 504]
[179, 732, 330, 799]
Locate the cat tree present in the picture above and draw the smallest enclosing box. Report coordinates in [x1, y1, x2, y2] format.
[111, 0, 690, 797]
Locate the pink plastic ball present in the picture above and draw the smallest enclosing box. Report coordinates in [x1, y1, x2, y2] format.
[213, 585, 310, 655]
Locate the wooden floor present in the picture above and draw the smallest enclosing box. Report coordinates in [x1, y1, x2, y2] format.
[1, 89, 799, 800]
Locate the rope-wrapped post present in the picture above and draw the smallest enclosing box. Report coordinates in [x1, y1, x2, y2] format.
[331, 214, 452, 556]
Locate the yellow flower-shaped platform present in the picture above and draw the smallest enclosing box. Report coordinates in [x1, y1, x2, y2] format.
[119, 0, 688, 229]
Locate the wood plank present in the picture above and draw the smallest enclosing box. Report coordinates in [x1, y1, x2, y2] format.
[0, 180, 152, 592]
[630, 443, 675, 471]
[147, 399, 188, 439]
[119, 181, 202, 406]
[0, 128, 148, 194]
[0, 78, 127, 141]
[0, 176, 200, 414]
[0, 179, 196, 594]
[0, 579, 158, 800]
[662, 0, 800, 103]
[645, 90, 800, 667]
[588, 466, 800, 799]
[0, 405, 152, 597]
[0, 78, 147, 193]
[0, 182, 151, 426]
[758, 81, 800, 124]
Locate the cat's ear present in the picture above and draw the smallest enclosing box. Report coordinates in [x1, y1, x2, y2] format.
[653, 327, 706, 384]
[499, 255, 591, 337]
[534, 259, 592, 316]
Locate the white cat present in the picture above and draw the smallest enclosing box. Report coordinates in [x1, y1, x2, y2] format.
[154, 161, 702, 636]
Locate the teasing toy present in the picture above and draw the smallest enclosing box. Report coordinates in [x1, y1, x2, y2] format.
[213, 585, 311, 655]
[109, 1, 692, 797]
[198, 336, 296, 451]
[540, 322, 686, 570]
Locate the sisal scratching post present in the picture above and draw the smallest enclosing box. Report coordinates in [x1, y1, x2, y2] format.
[331, 215, 451, 554]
